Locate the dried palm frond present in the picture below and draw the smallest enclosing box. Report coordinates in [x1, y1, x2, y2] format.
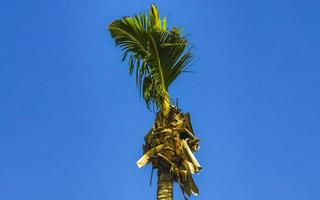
[137, 106, 201, 198]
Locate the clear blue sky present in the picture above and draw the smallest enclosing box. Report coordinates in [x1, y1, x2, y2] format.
[1, 0, 320, 199]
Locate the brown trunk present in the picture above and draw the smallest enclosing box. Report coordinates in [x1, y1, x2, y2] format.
[157, 169, 173, 200]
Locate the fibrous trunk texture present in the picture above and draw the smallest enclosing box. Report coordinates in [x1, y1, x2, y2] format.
[157, 169, 173, 200]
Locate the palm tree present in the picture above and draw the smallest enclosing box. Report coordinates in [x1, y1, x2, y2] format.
[108, 4, 202, 200]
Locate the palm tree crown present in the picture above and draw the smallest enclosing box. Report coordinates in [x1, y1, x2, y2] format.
[108, 4, 193, 115]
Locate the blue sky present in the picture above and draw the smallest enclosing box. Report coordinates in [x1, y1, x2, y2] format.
[1, 0, 320, 199]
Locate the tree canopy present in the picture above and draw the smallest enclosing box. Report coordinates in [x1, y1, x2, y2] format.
[108, 4, 193, 114]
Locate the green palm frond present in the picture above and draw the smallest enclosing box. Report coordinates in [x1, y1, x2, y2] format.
[108, 4, 193, 112]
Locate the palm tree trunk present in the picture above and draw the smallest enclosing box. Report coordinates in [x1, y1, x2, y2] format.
[157, 169, 173, 200]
